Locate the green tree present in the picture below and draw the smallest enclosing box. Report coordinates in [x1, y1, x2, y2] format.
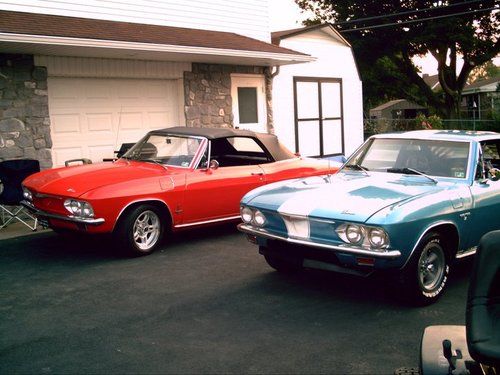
[467, 61, 499, 83]
[296, 0, 500, 118]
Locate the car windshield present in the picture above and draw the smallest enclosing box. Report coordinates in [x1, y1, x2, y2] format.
[345, 138, 470, 179]
[122, 134, 206, 168]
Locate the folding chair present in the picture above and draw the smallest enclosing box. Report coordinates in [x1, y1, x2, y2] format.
[0, 159, 40, 231]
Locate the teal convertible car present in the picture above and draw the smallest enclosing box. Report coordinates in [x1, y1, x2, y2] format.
[238, 130, 500, 305]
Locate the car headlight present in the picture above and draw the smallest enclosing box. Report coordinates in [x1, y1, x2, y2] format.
[22, 186, 33, 201]
[345, 224, 363, 244]
[64, 199, 95, 218]
[368, 227, 388, 248]
[241, 206, 253, 223]
[336, 223, 389, 249]
[253, 210, 266, 227]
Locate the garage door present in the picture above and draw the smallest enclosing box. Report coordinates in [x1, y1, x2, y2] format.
[48, 77, 181, 166]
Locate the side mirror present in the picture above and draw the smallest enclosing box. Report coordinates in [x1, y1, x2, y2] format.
[209, 159, 219, 170]
[489, 168, 500, 181]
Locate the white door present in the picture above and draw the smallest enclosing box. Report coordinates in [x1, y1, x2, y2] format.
[294, 78, 344, 157]
[48, 77, 181, 166]
[231, 74, 267, 133]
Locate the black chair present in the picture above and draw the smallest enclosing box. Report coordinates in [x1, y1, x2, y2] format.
[466, 230, 500, 367]
[0, 159, 40, 231]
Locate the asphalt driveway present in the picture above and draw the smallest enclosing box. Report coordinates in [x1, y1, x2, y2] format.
[0, 224, 471, 374]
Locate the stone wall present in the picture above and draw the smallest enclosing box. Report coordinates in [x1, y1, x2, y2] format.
[0, 54, 52, 169]
[184, 63, 266, 128]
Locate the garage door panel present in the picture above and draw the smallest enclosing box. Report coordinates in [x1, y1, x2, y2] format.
[52, 114, 81, 134]
[119, 112, 144, 130]
[148, 111, 170, 129]
[48, 77, 181, 166]
[88, 145, 115, 162]
[53, 147, 84, 167]
[87, 113, 113, 132]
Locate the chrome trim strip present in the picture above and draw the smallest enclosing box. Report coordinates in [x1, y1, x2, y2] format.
[175, 215, 241, 228]
[238, 224, 401, 259]
[402, 220, 459, 269]
[112, 198, 172, 231]
[456, 247, 477, 259]
[21, 200, 105, 225]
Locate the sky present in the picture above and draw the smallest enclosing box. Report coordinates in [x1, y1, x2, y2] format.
[268, 0, 498, 76]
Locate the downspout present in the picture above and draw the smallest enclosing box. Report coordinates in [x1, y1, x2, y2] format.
[264, 66, 280, 134]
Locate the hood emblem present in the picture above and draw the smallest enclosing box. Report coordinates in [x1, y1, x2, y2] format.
[67, 188, 76, 193]
[341, 209, 355, 215]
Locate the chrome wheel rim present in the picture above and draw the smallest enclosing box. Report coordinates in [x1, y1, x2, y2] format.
[418, 244, 445, 292]
[133, 210, 160, 251]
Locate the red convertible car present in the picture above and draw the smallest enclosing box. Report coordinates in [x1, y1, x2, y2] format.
[22, 127, 339, 255]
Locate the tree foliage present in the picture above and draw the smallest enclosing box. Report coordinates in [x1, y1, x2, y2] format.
[296, 0, 500, 118]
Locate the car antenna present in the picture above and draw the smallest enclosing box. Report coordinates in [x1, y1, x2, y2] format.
[114, 106, 126, 164]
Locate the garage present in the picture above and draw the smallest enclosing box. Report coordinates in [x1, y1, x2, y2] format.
[48, 77, 182, 166]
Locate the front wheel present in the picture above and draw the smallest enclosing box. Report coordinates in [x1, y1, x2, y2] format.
[115, 204, 164, 256]
[398, 232, 450, 305]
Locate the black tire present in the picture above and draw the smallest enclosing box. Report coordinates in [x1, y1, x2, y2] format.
[263, 251, 302, 274]
[398, 232, 450, 306]
[114, 204, 165, 256]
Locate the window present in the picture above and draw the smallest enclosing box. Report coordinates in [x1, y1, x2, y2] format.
[237, 87, 258, 124]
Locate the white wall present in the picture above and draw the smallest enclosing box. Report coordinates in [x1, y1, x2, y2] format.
[0, 0, 271, 42]
[272, 29, 364, 158]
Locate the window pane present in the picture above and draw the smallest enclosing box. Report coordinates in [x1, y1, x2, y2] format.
[228, 137, 265, 153]
[322, 120, 342, 155]
[296, 82, 319, 119]
[298, 120, 320, 156]
[321, 82, 341, 118]
[238, 87, 258, 124]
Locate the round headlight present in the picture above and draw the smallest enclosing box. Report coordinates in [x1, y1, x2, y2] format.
[345, 224, 363, 244]
[241, 206, 253, 223]
[64, 199, 94, 218]
[368, 227, 388, 248]
[253, 210, 266, 227]
[22, 187, 33, 201]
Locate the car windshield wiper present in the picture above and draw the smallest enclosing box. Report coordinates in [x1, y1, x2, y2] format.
[138, 158, 169, 170]
[387, 167, 437, 184]
[344, 163, 369, 174]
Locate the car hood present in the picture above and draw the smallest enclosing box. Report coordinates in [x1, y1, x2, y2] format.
[24, 160, 178, 198]
[246, 171, 447, 223]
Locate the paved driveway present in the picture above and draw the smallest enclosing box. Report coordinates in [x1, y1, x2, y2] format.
[0, 225, 470, 374]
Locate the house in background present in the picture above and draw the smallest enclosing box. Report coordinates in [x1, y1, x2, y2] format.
[460, 76, 500, 120]
[369, 99, 427, 120]
[0, 0, 363, 168]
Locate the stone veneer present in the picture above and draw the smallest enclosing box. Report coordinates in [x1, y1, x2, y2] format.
[184, 63, 270, 129]
[0, 54, 52, 169]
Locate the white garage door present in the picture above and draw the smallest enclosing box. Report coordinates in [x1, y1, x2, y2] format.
[48, 77, 181, 166]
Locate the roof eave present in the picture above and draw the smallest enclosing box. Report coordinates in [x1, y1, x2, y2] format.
[0, 32, 316, 66]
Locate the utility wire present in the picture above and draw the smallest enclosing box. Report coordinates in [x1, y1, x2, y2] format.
[339, 6, 498, 32]
[333, 0, 487, 26]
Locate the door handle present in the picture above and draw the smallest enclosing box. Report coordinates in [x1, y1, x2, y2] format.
[251, 172, 264, 176]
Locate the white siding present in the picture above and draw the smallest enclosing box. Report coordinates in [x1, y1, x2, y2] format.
[272, 29, 364, 158]
[0, 0, 271, 42]
[35, 55, 190, 79]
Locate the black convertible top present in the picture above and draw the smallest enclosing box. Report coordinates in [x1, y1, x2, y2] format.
[150, 126, 296, 161]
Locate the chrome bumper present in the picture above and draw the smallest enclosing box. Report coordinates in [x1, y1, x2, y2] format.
[238, 223, 401, 260]
[21, 200, 105, 226]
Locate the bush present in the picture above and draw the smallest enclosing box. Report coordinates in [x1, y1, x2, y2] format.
[416, 114, 443, 129]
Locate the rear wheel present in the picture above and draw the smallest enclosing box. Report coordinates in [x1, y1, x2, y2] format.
[115, 204, 164, 256]
[398, 232, 450, 305]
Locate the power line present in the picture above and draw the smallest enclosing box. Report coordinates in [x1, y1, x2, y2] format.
[339, 6, 498, 32]
[333, 0, 486, 26]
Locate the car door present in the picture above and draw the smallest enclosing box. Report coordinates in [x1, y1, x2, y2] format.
[179, 137, 267, 226]
[466, 139, 500, 248]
